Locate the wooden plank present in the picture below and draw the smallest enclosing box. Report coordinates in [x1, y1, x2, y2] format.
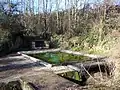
[50, 66, 74, 74]
[32, 66, 75, 74]
[67, 65, 81, 72]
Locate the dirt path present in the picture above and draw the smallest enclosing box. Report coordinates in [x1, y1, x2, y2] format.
[0, 54, 89, 90]
[0, 54, 46, 81]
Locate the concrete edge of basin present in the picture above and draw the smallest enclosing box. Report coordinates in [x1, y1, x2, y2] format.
[18, 52, 52, 68]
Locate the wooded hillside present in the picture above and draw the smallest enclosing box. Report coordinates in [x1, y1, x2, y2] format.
[0, 0, 120, 55]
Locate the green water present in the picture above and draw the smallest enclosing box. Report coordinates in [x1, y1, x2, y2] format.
[28, 52, 88, 82]
[29, 52, 90, 65]
[58, 71, 82, 82]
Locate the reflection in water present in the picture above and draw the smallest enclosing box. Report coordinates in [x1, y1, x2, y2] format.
[29, 52, 89, 65]
[58, 71, 82, 82]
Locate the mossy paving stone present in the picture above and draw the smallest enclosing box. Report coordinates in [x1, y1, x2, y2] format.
[20, 70, 85, 90]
